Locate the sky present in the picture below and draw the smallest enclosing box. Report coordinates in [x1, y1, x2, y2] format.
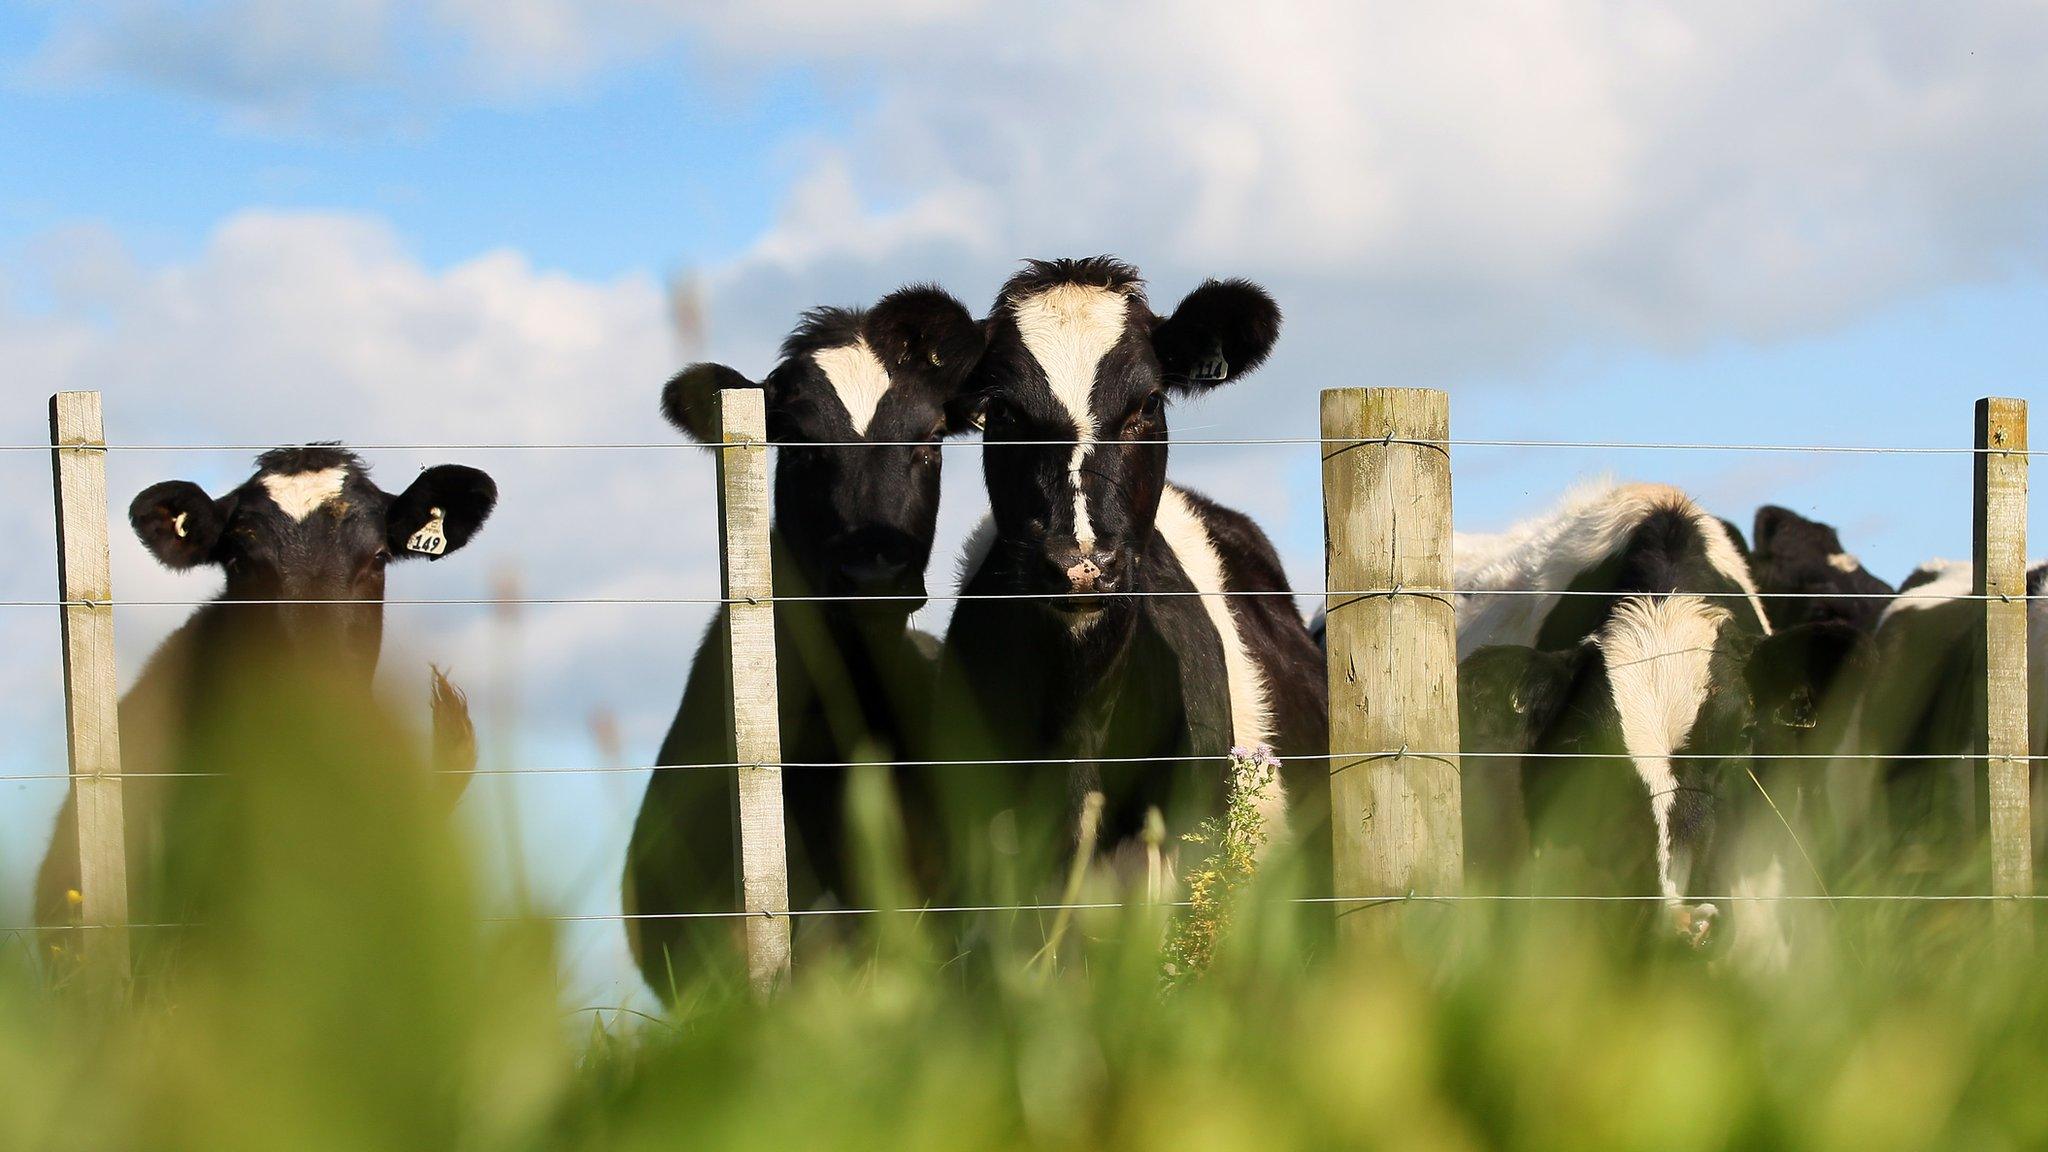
[3, 1, 2047, 1006]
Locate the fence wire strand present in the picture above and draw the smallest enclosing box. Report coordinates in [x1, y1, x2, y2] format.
[5, 748, 2042, 783]
[5, 587, 2040, 609]
[19, 892, 2048, 935]
[13, 419, 2039, 944]
[13, 437, 2038, 454]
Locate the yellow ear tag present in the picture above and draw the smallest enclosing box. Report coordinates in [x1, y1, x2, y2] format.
[406, 506, 448, 557]
[172, 511, 189, 538]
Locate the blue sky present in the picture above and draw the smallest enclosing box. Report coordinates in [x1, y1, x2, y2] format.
[3, 2, 2046, 1003]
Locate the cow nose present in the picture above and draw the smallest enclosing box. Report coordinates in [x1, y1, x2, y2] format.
[838, 553, 912, 588]
[832, 530, 920, 591]
[1670, 901, 1718, 950]
[1062, 548, 1121, 594]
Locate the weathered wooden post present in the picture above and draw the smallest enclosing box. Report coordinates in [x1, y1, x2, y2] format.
[1321, 388, 1463, 945]
[48, 391, 130, 994]
[715, 387, 792, 990]
[1974, 396, 2032, 943]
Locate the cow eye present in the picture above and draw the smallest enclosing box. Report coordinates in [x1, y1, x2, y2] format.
[1123, 391, 1165, 437]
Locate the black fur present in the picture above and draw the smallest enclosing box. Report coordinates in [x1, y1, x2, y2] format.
[937, 258, 1322, 883]
[1841, 562, 2026, 878]
[1461, 490, 1862, 944]
[624, 286, 983, 998]
[36, 448, 496, 976]
[1151, 279, 1283, 390]
[1747, 505, 1895, 633]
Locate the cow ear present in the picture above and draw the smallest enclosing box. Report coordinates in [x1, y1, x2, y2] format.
[1150, 278, 1281, 393]
[130, 481, 229, 570]
[388, 465, 497, 561]
[868, 284, 986, 387]
[660, 363, 760, 443]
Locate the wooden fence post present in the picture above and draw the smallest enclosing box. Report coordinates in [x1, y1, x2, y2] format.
[715, 387, 792, 991]
[1321, 388, 1463, 944]
[49, 391, 130, 994]
[1974, 396, 2031, 942]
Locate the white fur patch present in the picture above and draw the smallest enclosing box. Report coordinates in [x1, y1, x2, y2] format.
[1886, 558, 2048, 757]
[1728, 856, 1791, 973]
[813, 339, 893, 435]
[1012, 284, 1129, 548]
[1155, 487, 1280, 829]
[1453, 479, 1769, 658]
[1881, 559, 1971, 623]
[1826, 552, 1862, 574]
[956, 514, 998, 589]
[260, 467, 348, 522]
[1594, 595, 1728, 903]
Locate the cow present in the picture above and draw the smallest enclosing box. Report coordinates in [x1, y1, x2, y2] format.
[34, 446, 497, 978]
[621, 286, 985, 997]
[1842, 558, 2048, 882]
[1743, 504, 1896, 633]
[934, 257, 1327, 894]
[1454, 481, 1859, 960]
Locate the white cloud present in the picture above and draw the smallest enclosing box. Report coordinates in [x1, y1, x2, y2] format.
[0, 213, 720, 945]
[29, 4, 2048, 359]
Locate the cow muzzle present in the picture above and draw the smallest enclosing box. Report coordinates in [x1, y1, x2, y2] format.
[1046, 541, 1123, 616]
[1669, 900, 1719, 950]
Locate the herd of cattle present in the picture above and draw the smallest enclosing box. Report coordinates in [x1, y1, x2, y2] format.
[30, 256, 2040, 992]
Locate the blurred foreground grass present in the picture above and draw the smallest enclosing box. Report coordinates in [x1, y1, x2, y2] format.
[6, 690, 2048, 1152]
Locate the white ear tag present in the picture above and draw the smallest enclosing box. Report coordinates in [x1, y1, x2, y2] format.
[1189, 338, 1230, 382]
[406, 506, 448, 557]
[172, 511, 189, 539]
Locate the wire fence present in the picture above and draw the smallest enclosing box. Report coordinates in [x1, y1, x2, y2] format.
[4, 748, 2044, 784]
[13, 436, 2041, 453]
[14, 394, 2042, 955]
[22, 892, 2048, 938]
[3, 587, 2041, 609]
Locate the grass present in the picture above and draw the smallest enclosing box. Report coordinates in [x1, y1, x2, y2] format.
[6, 685, 2048, 1150]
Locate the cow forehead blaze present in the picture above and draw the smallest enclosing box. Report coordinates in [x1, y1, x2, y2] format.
[1009, 284, 1131, 437]
[259, 467, 350, 522]
[811, 339, 894, 436]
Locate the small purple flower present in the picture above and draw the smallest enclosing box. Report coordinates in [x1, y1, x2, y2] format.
[1229, 743, 1281, 771]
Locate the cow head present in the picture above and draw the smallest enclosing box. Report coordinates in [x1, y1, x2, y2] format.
[1466, 601, 1866, 953]
[661, 286, 984, 618]
[130, 446, 497, 678]
[967, 257, 1279, 622]
[1748, 505, 1894, 633]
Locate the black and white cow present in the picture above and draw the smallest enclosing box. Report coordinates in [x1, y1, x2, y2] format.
[621, 287, 984, 995]
[1842, 558, 2048, 879]
[34, 446, 497, 970]
[935, 257, 1327, 886]
[1744, 505, 1896, 634]
[1455, 481, 1856, 957]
